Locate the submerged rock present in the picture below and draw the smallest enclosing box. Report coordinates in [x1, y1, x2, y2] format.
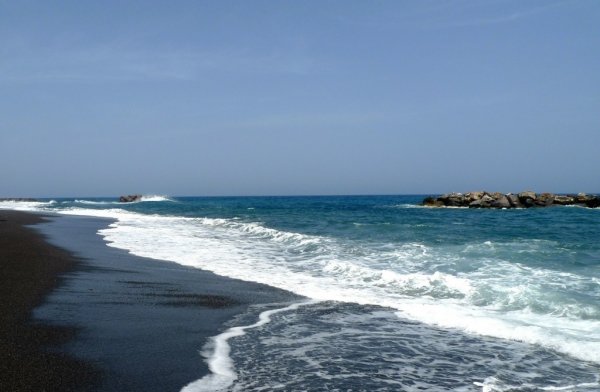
[423, 192, 600, 209]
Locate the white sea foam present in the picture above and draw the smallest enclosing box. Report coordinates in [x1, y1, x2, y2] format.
[72, 195, 175, 204]
[541, 380, 600, 391]
[388, 204, 428, 209]
[139, 194, 174, 202]
[475, 375, 600, 392]
[74, 199, 121, 205]
[180, 301, 315, 392]
[385, 203, 468, 209]
[396, 302, 600, 363]
[207, 303, 599, 391]
[0, 199, 56, 211]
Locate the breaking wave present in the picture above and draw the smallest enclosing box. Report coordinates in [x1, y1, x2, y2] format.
[47, 207, 600, 364]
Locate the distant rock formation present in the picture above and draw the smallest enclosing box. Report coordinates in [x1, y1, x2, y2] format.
[423, 192, 600, 209]
[119, 194, 143, 203]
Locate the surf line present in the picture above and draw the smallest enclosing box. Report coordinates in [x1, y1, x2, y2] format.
[180, 299, 318, 392]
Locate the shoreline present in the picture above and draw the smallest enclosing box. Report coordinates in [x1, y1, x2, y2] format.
[1, 210, 300, 391]
[2, 199, 600, 390]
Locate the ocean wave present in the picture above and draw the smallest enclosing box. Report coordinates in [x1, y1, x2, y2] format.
[0, 199, 56, 211]
[69, 209, 600, 363]
[476, 375, 600, 391]
[385, 203, 428, 209]
[322, 260, 473, 299]
[193, 218, 323, 246]
[70, 195, 174, 204]
[196, 302, 600, 391]
[139, 194, 175, 202]
[396, 300, 600, 363]
[59, 207, 142, 218]
[74, 199, 120, 205]
[3, 200, 599, 364]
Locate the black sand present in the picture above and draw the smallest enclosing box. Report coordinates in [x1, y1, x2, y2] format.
[0, 211, 100, 391]
[1, 211, 300, 391]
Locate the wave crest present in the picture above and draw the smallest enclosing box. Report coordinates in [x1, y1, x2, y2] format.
[139, 195, 174, 202]
[0, 199, 56, 211]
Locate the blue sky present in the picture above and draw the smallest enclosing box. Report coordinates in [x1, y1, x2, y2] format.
[1, 0, 599, 197]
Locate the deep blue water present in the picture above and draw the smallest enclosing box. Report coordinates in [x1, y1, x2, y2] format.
[3, 195, 600, 391]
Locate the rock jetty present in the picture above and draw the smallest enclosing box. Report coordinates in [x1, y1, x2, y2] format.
[423, 192, 600, 209]
[119, 194, 143, 203]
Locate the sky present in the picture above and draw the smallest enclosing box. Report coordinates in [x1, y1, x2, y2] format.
[1, 0, 599, 197]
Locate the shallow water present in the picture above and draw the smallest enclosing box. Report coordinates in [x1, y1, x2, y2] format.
[223, 302, 599, 391]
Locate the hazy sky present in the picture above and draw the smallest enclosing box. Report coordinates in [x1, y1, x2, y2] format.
[1, 0, 599, 197]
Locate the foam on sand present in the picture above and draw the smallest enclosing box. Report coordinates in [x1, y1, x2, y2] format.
[180, 301, 316, 392]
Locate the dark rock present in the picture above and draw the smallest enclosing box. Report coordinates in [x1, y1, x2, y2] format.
[535, 193, 555, 207]
[576, 193, 589, 203]
[423, 196, 436, 206]
[439, 193, 466, 207]
[491, 195, 511, 209]
[469, 194, 494, 208]
[423, 196, 444, 207]
[518, 191, 537, 206]
[421, 191, 599, 209]
[119, 194, 143, 203]
[468, 199, 482, 208]
[506, 194, 522, 208]
[585, 197, 600, 208]
[480, 194, 495, 208]
[465, 192, 484, 202]
[553, 195, 575, 205]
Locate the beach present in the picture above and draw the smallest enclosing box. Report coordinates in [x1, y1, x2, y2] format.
[0, 210, 298, 391]
[0, 211, 99, 391]
[1, 196, 599, 391]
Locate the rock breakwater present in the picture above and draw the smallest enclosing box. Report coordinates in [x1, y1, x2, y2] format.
[423, 192, 600, 209]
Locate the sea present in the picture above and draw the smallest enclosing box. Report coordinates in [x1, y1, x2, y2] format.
[2, 195, 600, 391]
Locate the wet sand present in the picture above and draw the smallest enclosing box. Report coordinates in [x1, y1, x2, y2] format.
[0, 211, 100, 391]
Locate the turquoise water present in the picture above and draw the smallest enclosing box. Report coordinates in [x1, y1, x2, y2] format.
[3, 195, 600, 390]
